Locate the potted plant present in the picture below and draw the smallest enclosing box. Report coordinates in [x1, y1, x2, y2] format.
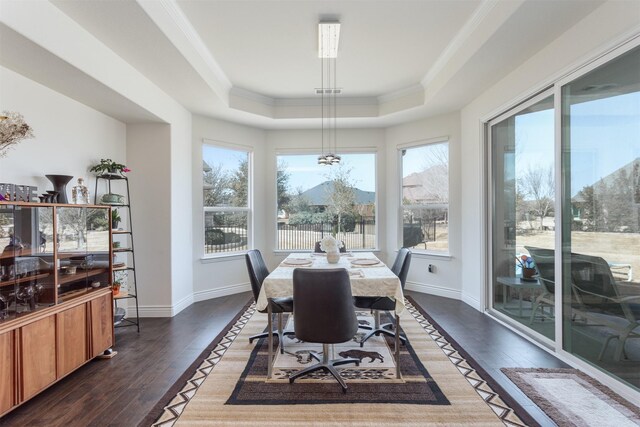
[112, 209, 121, 229]
[112, 280, 122, 296]
[89, 158, 131, 176]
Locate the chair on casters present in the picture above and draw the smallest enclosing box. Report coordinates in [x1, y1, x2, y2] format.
[355, 248, 411, 347]
[314, 241, 347, 253]
[246, 249, 295, 354]
[288, 268, 360, 392]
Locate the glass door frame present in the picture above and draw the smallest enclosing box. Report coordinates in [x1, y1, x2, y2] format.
[485, 87, 556, 349]
[484, 34, 640, 403]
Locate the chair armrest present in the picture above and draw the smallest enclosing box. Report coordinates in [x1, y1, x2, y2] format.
[573, 284, 639, 304]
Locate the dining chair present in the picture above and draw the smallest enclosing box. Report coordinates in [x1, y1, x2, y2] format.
[245, 249, 295, 354]
[314, 240, 347, 253]
[354, 248, 411, 347]
[525, 246, 556, 324]
[288, 268, 360, 392]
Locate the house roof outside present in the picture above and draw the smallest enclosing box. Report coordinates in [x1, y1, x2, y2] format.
[572, 157, 640, 202]
[402, 164, 449, 205]
[299, 181, 375, 206]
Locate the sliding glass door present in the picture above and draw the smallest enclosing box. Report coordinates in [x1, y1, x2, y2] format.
[490, 42, 640, 392]
[490, 94, 556, 340]
[560, 45, 640, 390]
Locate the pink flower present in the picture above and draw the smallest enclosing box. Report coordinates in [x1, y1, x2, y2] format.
[122, 168, 131, 173]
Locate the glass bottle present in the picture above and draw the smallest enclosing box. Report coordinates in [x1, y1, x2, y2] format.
[72, 177, 90, 204]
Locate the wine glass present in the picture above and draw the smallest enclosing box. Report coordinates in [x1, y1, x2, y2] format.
[0, 293, 8, 319]
[16, 285, 35, 313]
[34, 283, 45, 307]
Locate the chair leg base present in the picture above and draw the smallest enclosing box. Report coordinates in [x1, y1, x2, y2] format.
[289, 356, 360, 392]
[359, 324, 407, 347]
[249, 330, 296, 354]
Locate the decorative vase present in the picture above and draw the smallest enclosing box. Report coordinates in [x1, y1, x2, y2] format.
[45, 175, 73, 204]
[326, 250, 340, 264]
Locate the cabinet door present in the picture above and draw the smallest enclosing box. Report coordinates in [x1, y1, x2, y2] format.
[21, 316, 57, 400]
[90, 292, 113, 358]
[57, 304, 87, 377]
[0, 330, 14, 415]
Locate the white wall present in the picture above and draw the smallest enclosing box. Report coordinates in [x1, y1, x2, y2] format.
[191, 114, 265, 301]
[459, 1, 640, 309]
[126, 123, 173, 315]
[0, 66, 126, 194]
[385, 112, 462, 300]
[265, 128, 387, 267]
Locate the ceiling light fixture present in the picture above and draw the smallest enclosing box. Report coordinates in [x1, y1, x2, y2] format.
[317, 21, 341, 166]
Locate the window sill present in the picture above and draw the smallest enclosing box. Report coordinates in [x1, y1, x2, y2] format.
[272, 249, 381, 255]
[408, 251, 453, 260]
[200, 253, 246, 263]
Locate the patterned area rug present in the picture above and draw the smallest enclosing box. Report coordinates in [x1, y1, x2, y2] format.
[501, 368, 640, 427]
[143, 297, 536, 426]
[226, 311, 449, 404]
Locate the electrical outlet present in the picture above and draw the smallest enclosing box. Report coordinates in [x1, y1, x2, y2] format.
[428, 264, 435, 273]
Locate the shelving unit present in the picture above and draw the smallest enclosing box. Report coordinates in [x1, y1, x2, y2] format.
[94, 174, 140, 332]
[0, 202, 115, 416]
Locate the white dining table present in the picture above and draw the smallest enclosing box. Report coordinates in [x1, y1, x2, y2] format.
[259, 251, 404, 379]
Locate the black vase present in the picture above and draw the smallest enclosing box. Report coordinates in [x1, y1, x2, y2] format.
[45, 175, 73, 204]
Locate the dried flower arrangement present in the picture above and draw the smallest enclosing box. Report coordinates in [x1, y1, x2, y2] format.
[0, 111, 35, 158]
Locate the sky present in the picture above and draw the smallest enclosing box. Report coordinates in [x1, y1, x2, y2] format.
[514, 91, 639, 196]
[278, 153, 376, 192]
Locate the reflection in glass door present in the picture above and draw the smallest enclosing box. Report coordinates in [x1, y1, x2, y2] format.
[561, 45, 640, 391]
[490, 94, 556, 340]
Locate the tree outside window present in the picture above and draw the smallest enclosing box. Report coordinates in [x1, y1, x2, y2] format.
[203, 143, 250, 255]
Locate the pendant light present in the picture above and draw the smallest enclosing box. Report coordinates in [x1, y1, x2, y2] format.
[317, 21, 341, 166]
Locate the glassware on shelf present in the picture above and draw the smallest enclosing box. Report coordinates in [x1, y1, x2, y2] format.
[72, 178, 90, 205]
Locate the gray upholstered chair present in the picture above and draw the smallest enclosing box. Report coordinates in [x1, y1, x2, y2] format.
[288, 268, 360, 392]
[246, 249, 295, 354]
[314, 240, 347, 253]
[354, 248, 411, 347]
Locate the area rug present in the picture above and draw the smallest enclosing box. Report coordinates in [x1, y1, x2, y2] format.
[501, 368, 640, 427]
[143, 297, 536, 426]
[226, 311, 449, 405]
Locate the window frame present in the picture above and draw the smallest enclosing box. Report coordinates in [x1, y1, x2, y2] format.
[397, 137, 451, 256]
[273, 148, 379, 253]
[201, 139, 253, 259]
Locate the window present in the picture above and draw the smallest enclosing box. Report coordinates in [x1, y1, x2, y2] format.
[202, 143, 250, 255]
[400, 141, 449, 253]
[276, 153, 376, 251]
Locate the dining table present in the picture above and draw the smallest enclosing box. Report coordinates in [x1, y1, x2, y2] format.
[258, 251, 405, 379]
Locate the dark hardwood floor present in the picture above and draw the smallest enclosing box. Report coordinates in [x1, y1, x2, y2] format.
[1, 291, 566, 427]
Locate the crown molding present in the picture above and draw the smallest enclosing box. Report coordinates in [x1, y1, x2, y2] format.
[421, 0, 501, 88]
[137, 0, 232, 102]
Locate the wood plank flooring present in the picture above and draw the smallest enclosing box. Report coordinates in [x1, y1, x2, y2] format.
[0, 291, 566, 426]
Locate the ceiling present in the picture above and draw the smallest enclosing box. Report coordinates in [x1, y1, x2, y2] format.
[4, 0, 605, 127]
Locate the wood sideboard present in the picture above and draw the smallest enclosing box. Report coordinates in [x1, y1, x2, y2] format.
[0, 288, 114, 416]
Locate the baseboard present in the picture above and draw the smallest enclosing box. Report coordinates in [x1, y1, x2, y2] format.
[126, 293, 194, 318]
[171, 293, 195, 316]
[461, 292, 482, 311]
[193, 282, 251, 302]
[405, 281, 462, 300]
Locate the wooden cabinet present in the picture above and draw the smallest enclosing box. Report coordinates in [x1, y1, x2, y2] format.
[0, 331, 14, 414]
[90, 292, 113, 358]
[0, 288, 113, 417]
[0, 202, 115, 417]
[21, 316, 57, 400]
[57, 304, 88, 377]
